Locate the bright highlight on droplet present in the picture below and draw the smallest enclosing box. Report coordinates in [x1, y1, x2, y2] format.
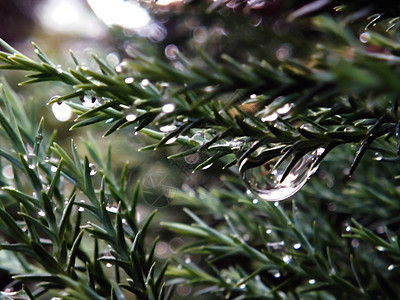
[261, 112, 278, 122]
[124, 77, 134, 84]
[160, 125, 177, 132]
[162, 103, 175, 113]
[87, 0, 151, 30]
[141, 79, 150, 87]
[277, 103, 293, 115]
[360, 32, 371, 43]
[166, 137, 177, 145]
[52, 102, 72, 122]
[126, 114, 137, 122]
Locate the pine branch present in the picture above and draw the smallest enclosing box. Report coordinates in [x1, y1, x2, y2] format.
[1, 15, 400, 178]
[0, 79, 169, 299]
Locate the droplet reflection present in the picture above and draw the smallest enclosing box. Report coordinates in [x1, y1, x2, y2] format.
[240, 148, 324, 201]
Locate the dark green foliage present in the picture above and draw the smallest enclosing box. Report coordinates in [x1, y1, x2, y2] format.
[0, 1, 399, 299]
[0, 81, 169, 298]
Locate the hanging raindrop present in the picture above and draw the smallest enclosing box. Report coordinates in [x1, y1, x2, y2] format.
[239, 148, 324, 201]
[24, 153, 39, 170]
[80, 95, 98, 108]
[88, 163, 97, 176]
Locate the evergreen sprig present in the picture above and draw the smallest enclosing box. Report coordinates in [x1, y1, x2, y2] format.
[0, 1, 400, 299]
[1, 14, 400, 177]
[0, 80, 170, 299]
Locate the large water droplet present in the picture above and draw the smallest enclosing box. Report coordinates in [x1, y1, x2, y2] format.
[239, 148, 324, 201]
[52, 102, 72, 122]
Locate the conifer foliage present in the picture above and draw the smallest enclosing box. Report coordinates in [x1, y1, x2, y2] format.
[0, 1, 400, 299]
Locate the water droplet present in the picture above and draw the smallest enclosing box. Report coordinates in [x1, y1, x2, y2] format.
[261, 112, 278, 122]
[345, 225, 351, 232]
[273, 271, 281, 278]
[267, 241, 285, 250]
[162, 103, 175, 113]
[239, 283, 246, 289]
[376, 226, 385, 234]
[115, 61, 128, 73]
[184, 153, 199, 164]
[160, 124, 177, 132]
[89, 163, 97, 176]
[38, 210, 46, 217]
[283, 255, 292, 264]
[78, 200, 85, 212]
[52, 102, 72, 122]
[308, 279, 316, 285]
[2, 165, 14, 179]
[166, 137, 177, 145]
[243, 234, 250, 241]
[277, 103, 293, 115]
[252, 199, 259, 204]
[293, 243, 302, 250]
[276, 44, 292, 61]
[239, 148, 324, 201]
[105, 263, 113, 268]
[360, 32, 371, 43]
[125, 114, 136, 122]
[106, 52, 120, 66]
[155, 241, 169, 258]
[141, 79, 149, 87]
[80, 95, 98, 108]
[373, 152, 383, 161]
[184, 256, 191, 264]
[266, 228, 272, 234]
[351, 239, 360, 248]
[388, 264, 395, 271]
[55, 65, 63, 74]
[106, 205, 118, 214]
[165, 44, 179, 60]
[124, 77, 134, 84]
[24, 153, 39, 169]
[376, 246, 385, 252]
[50, 165, 58, 173]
